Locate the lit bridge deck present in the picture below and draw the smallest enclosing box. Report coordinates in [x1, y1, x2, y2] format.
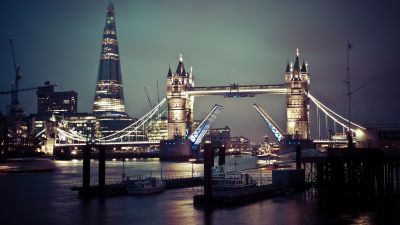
[55, 140, 160, 147]
[185, 84, 287, 97]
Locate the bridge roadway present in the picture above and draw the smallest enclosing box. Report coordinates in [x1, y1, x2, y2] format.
[55, 140, 160, 147]
[185, 84, 287, 97]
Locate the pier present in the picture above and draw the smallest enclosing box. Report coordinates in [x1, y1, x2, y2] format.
[301, 148, 400, 201]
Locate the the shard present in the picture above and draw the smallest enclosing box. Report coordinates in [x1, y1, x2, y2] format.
[93, 3, 133, 136]
[93, 3, 125, 114]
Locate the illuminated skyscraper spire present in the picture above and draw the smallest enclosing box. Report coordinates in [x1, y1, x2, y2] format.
[93, 2, 126, 113]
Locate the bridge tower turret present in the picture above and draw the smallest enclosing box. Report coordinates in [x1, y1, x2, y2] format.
[166, 54, 195, 139]
[285, 49, 310, 140]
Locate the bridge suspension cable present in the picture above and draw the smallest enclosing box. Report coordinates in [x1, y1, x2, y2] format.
[308, 93, 365, 132]
[54, 97, 167, 144]
[95, 97, 167, 141]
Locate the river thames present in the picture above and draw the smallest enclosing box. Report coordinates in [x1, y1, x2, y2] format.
[1, 155, 399, 225]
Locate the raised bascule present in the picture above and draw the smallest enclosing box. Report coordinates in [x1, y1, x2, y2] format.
[45, 4, 366, 160]
[159, 51, 312, 160]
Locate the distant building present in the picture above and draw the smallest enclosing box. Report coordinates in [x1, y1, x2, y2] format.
[37, 81, 77, 114]
[204, 126, 231, 146]
[225, 136, 252, 153]
[363, 127, 400, 149]
[147, 117, 168, 142]
[0, 111, 36, 155]
[32, 113, 100, 155]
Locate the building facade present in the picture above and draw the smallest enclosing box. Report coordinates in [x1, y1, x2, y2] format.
[166, 54, 195, 139]
[37, 81, 77, 114]
[285, 50, 310, 140]
[204, 126, 231, 146]
[92, 3, 134, 136]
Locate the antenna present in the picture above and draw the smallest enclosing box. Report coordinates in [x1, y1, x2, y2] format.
[346, 40, 353, 149]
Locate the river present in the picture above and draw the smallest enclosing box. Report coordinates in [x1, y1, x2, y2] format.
[1, 155, 399, 225]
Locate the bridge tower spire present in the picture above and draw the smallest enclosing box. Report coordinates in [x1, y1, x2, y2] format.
[285, 49, 310, 139]
[166, 54, 195, 139]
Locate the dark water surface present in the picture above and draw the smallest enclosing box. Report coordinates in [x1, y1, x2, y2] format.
[1, 156, 399, 225]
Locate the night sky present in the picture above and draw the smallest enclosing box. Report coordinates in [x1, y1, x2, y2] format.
[1, 0, 399, 143]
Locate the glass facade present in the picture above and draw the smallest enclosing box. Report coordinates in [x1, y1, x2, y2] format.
[93, 3, 125, 114]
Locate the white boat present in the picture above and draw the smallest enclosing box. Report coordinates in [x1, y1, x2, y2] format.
[126, 177, 166, 195]
[212, 166, 257, 190]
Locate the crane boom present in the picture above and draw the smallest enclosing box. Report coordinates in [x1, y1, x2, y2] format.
[0, 83, 58, 95]
[253, 104, 285, 142]
[144, 86, 153, 109]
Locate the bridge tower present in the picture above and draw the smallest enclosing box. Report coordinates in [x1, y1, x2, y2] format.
[285, 49, 310, 140]
[166, 54, 195, 139]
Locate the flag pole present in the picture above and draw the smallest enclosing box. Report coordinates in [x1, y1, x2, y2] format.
[346, 40, 353, 149]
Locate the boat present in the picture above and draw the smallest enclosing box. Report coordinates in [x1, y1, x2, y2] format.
[125, 176, 166, 195]
[212, 165, 257, 190]
[256, 153, 280, 159]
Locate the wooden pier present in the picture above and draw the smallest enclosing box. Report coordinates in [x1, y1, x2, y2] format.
[72, 175, 204, 197]
[193, 184, 298, 205]
[301, 148, 400, 200]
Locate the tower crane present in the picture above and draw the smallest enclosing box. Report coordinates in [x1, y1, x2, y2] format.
[2, 38, 58, 115]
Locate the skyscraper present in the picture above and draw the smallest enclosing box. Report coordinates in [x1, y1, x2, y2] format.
[93, 3, 125, 113]
[93, 3, 134, 136]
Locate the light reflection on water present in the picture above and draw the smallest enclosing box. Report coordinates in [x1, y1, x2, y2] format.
[1, 155, 398, 225]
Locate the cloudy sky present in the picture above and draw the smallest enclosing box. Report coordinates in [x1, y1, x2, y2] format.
[1, 0, 399, 143]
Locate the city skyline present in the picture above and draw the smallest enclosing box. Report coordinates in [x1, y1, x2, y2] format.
[1, 0, 399, 142]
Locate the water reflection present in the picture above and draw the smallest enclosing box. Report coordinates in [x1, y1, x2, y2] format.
[1, 156, 399, 225]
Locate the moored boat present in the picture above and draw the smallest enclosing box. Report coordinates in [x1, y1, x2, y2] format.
[212, 166, 257, 190]
[126, 177, 166, 195]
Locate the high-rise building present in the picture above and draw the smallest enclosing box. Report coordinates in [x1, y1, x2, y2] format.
[93, 3, 134, 136]
[37, 81, 77, 114]
[93, 3, 125, 114]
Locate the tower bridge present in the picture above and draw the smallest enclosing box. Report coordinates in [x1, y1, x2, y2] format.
[42, 4, 366, 159]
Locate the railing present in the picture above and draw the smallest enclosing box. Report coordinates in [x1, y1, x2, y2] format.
[250, 173, 273, 186]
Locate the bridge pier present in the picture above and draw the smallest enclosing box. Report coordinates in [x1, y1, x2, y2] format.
[203, 143, 214, 204]
[218, 146, 225, 166]
[82, 144, 91, 194]
[98, 145, 106, 193]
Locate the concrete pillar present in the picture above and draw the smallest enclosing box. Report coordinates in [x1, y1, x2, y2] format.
[98, 145, 106, 193]
[218, 146, 225, 166]
[204, 143, 214, 203]
[82, 144, 91, 192]
[296, 145, 302, 169]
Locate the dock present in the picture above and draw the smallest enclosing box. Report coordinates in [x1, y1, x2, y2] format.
[72, 175, 204, 197]
[193, 184, 298, 205]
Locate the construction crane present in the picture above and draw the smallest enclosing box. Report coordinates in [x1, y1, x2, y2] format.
[8, 38, 22, 105]
[2, 38, 58, 108]
[253, 104, 285, 143]
[0, 82, 58, 95]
